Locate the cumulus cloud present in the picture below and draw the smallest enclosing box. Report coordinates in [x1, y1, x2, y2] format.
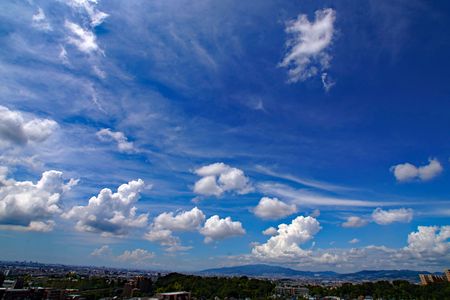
[253, 197, 297, 220]
[244, 225, 449, 271]
[405, 225, 450, 257]
[252, 216, 321, 259]
[349, 238, 360, 244]
[117, 248, 155, 263]
[91, 245, 112, 257]
[96, 128, 135, 153]
[193, 163, 253, 197]
[63, 179, 148, 236]
[153, 207, 205, 231]
[391, 158, 443, 182]
[65, 21, 100, 54]
[262, 226, 278, 236]
[372, 208, 413, 225]
[145, 228, 180, 247]
[0, 105, 58, 148]
[342, 216, 369, 228]
[200, 215, 246, 243]
[91, 246, 154, 264]
[32, 7, 52, 31]
[0, 168, 76, 231]
[279, 8, 336, 89]
[145, 207, 204, 251]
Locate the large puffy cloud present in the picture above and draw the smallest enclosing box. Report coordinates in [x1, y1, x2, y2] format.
[63, 179, 148, 236]
[405, 226, 450, 257]
[341, 216, 369, 228]
[390, 158, 443, 182]
[145, 207, 205, 251]
[0, 168, 76, 231]
[96, 128, 135, 153]
[253, 197, 297, 220]
[193, 163, 253, 197]
[252, 216, 321, 259]
[279, 8, 336, 89]
[372, 208, 413, 225]
[0, 106, 58, 148]
[153, 207, 205, 231]
[242, 225, 449, 271]
[200, 215, 246, 243]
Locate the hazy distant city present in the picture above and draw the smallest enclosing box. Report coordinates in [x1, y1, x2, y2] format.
[0, 261, 449, 299]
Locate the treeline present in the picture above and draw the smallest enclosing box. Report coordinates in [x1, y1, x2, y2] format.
[155, 273, 275, 299]
[307, 280, 450, 300]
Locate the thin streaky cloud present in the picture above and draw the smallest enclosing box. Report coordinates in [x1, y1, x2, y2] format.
[254, 165, 357, 193]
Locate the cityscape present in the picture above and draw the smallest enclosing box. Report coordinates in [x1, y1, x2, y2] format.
[1, 0, 450, 299]
[0, 261, 449, 299]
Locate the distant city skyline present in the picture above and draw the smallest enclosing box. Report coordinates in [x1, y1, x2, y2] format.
[0, 0, 449, 272]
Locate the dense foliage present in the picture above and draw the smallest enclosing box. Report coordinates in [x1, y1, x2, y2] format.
[155, 273, 275, 299]
[307, 280, 450, 300]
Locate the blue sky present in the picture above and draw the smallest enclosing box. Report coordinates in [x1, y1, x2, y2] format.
[0, 0, 449, 272]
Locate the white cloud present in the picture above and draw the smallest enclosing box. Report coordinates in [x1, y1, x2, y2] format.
[200, 215, 245, 243]
[153, 207, 205, 232]
[91, 245, 112, 257]
[310, 209, 321, 218]
[0, 105, 58, 148]
[145, 207, 205, 251]
[91, 246, 154, 265]
[349, 238, 360, 244]
[65, 0, 109, 27]
[96, 128, 135, 153]
[252, 216, 321, 259]
[279, 8, 336, 88]
[117, 248, 155, 263]
[65, 21, 100, 54]
[342, 216, 369, 228]
[391, 158, 443, 182]
[258, 182, 388, 207]
[63, 179, 148, 236]
[32, 7, 52, 31]
[372, 208, 413, 225]
[59, 45, 70, 65]
[262, 226, 278, 236]
[193, 163, 253, 197]
[405, 226, 450, 257]
[145, 228, 180, 247]
[193, 176, 223, 197]
[0, 168, 75, 231]
[321, 72, 335, 91]
[253, 197, 297, 220]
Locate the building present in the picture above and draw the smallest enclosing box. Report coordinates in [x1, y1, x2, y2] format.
[1, 279, 24, 289]
[157, 291, 191, 300]
[444, 269, 450, 282]
[275, 285, 309, 298]
[419, 274, 445, 285]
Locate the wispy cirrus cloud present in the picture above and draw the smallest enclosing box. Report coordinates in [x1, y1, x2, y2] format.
[257, 182, 390, 208]
[255, 165, 356, 192]
[279, 8, 336, 90]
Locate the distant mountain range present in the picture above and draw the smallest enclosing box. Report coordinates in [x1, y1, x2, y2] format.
[199, 264, 436, 282]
